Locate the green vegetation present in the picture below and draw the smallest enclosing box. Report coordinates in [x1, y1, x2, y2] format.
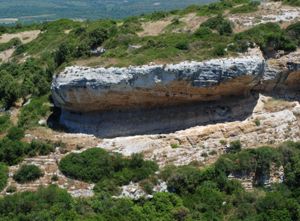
[0, 134, 55, 165]
[283, 0, 300, 6]
[0, 1, 299, 220]
[0, 1, 298, 112]
[0, 163, 8, 191]
[0, 59, 51, 109]
[0, 142, 299, 220]
[18, 96, 51, 128]
[6, 126, 24, 141]
[0, 38, 21, 52]
[286, 22, 300, 46]
[171, 143, 180, 149]
[0, 115, 11, 134]
[228, 140, 242, 153]
[201, 15, 233, 35]
[59, 148, 158, 193]
[13, 164, 43, 184]
[234, 22, 297, 55]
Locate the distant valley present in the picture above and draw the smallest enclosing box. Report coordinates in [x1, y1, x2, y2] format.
[0, 0, 215, 24]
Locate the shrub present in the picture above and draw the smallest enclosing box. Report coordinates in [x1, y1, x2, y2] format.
[228, 140, 242, 153]
[0, 163, 8, 191]
[88, 27, 109, 49]
[213, 45, 227, 56]
[5, 185, 16, 193]
[175, 41, 189, 50]
[28, 140, 55, 156]
[59, 148, 158, 186]
[254, 119, 261, 126]
[234, 23, 297, 56]
[140, 179, 155, 194]
[194, 27, 213, 38]
[0, 115, 11, 133]
[171, 144, 180, 149]
[13, 164, 44, 184]
[286, 22, 300, 45]
[0, 138, 27, 165]
[51, 175, 59, 182]
[201, 15, 233, 35]
[6, 127, 25, 141]
[18, 96, 50, 128]
[166, 166, 203, 194]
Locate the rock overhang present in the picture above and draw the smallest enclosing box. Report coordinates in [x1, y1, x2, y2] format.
[51, 51, 267, 112]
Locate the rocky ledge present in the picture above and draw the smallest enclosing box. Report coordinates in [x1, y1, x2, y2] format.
[51, 48, 300, 137]
[52, 49, 267, 112]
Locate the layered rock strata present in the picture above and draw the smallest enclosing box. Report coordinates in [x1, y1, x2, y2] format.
[52, 49, 266, 112]
[51, 49, 300, 137]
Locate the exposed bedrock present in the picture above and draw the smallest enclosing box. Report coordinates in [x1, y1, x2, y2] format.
[52, 49, 266, 112]
[51, 49, 300, 137]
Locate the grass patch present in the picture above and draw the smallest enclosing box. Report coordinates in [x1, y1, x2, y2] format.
[18, 95, 51, 129]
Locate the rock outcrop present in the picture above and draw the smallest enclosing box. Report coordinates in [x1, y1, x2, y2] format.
[51, 48, 300, 137]
[52, 49, 266, 112]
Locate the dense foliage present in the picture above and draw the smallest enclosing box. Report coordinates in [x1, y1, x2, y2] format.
[0, 163, 8, 191]
[0, 1, 299, 220]
[0, 59, 51, 109]
[0, 142, 300, 220]
[13, 164, 44, 183]
[59, 148, 158, 193]
[0, 136, 55, 166]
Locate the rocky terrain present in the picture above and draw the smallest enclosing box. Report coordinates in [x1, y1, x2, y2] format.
[1, 0, 300, 200]
[52, 48, 300, 137]
[2, 46, 297, 197]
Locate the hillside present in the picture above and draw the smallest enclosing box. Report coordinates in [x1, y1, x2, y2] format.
[0, 0, 300, 220]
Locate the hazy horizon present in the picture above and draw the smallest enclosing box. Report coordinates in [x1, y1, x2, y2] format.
[0, 0, 217, 24]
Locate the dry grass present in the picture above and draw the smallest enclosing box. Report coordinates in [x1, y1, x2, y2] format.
[264, 98, 296, 112]
[138, 18, 172, 37]
[0, 30, 41, 44]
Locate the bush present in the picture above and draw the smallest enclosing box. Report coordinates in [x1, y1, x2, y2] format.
[6, 127, 24, 141]
[166, 166, 203, 194]
[175, 41, 189, 50]
[0, 138, 27, 165]
[59, 148, 158, 186]
[234, 23, 297, 56]
[213, 45, 227, 56]
[18, 96, 50, 128]
[13, 164, 44, 184]
[286, 22, 300, 45]
[0, 115, 11, 133]
[201, 15, 233, 35]
[228, 140, 242, 153]
[0, 163, 8, 191]
[194, 27, 213, 38]
[28, 140, 55, 156]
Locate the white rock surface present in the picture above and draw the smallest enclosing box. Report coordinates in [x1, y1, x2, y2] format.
[52, 49, 266, 112]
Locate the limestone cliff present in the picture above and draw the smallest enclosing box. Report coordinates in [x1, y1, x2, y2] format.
[52, 49, 266, 112]
[51, 48, 300, 137]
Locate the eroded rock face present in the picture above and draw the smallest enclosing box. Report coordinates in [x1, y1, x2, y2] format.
[51, 48, 300, 137]
[52, 50, 265, 112]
